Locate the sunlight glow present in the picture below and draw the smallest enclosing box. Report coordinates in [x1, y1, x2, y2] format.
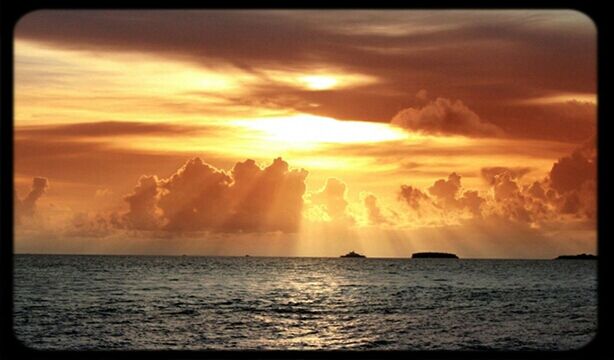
[232, 114, 408, 145]
[299, 75, 338, 90]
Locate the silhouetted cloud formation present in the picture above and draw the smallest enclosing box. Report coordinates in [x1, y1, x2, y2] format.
[123, 175, 162, 230]
[122, 157, 308, 233]
[397, 137, 596, 224]
[391, 98, 503, 137]
[398, 185, 429, 210]
[15, 177, 49, 223]
[481, 166, 531, 185]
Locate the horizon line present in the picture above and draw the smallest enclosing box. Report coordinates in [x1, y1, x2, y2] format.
[13, 252, 596, 260]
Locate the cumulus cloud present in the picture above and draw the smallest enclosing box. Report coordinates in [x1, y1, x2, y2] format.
[121, 157, 308, 233]
[548, 139, 596, 194]
[310, 178, 354, 223]
[481, 166, 531, 186]
[391, 97, 504, 137]
[123, 175, 163, 230]
[398, 185, 429, 210]
[15, 177, 49, 224]
[398, 172, 487, 223]
[224, 158, 308, 232]
[361, 192, 389, 225]
[547, 137, 596, 219]
[458, 190, 485, 217]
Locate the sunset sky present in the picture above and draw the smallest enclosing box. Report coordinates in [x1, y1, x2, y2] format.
[14, 10, 597, 258]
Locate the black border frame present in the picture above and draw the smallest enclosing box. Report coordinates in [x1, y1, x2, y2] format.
[1, 1, 610, 359]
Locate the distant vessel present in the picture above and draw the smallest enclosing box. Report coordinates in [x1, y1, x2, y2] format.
[555, 254, 597, 260]
[412, 252, 458, 259]
[340, 251, 366, 258]
[245, 255, 250, 257]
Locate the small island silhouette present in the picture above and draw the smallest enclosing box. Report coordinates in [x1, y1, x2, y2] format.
[340, 251, 366, 258]
[412, 252, 459, 259]
[555, 253, 597, 260]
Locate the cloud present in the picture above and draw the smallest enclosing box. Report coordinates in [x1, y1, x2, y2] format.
[16, 11, 595, 142]
[121, 157, 308, 233]
[17, 121, 211, 138]
[481, 166, 532, 185]
[361, 192, 389, 225]
[428, 172, 462, 207]
[123, 175, 163, 230]
[458, 190, 485, 217]
[224, 158, 308, 232]
[548, 138, 596, 194]
[547, 137, 596, 219]
[310, 178, 354, 223]
[15, 177, 49, 223]
[398, 185, 429, 210]
[391, 98, 504, 137]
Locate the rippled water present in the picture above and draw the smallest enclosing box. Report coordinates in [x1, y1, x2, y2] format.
[13, 255, 597, 350]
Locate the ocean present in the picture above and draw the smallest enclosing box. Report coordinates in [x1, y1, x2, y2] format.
[13, 254, 597, 350]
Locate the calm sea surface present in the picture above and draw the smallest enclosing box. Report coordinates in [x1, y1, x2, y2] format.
[13, 255, 597, 350]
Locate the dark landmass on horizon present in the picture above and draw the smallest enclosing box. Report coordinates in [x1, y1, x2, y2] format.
[412, 252, 459, 259]
[555, 254, 597, 260]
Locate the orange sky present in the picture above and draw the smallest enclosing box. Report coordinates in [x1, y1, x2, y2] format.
[13, 10, 597, 258]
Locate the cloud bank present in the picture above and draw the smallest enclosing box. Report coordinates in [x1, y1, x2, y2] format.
[391, 98, 503, 137]
[122, 157, 308, 233]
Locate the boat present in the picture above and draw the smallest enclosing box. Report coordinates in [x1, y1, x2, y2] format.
[340, 251, 366, 258]
[411, 252, 458, 259]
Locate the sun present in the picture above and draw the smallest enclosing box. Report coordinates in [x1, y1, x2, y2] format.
[299, 75, 339, 90]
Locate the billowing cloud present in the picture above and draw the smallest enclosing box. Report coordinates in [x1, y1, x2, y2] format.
[398, 185, 429, 210]
[15, 177, 49, 224]
[310, 178, 354, 223]
[123, 175, 163, 230]
[393, 136, 596, 227]
[428, 172, 462, 207]
[548, 138, 596, 194]
[361, 192, 389, 225]
[458, 190, 485, 217]
[224, 158, 308, 232]
[122, 157, 308, 233]
[481, 166, 532, 185]
[547, 137, 596, 219]
[391, 98, 503, 137]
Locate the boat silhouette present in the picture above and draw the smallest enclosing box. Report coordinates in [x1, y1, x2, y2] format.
[340, 251, 366, 258]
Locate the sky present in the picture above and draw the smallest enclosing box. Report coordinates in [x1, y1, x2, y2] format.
[13, 10, 597, 258]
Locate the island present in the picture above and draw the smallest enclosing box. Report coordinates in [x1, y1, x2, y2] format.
[340, 251, 366, 258]
[411, 252, 459, 259]
[555, 254, 597, 260]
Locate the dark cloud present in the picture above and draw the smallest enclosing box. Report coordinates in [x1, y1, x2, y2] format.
[16, 10, 595, 142]
[398, 185, 429, 210]
[428, 172, 462, 207]
[15, 177, 49, 224]
[391, 98, 503, 137]
[123, 175, 162, 230]
[121, 157, 308, 233]
[458, 190, 485, 217]
[547, 137, 596, 219]
[481, 166, 532, 185]
[14, 130, 236, 192]
[548, 139, 596, 194]
[17, 121, 213, 138]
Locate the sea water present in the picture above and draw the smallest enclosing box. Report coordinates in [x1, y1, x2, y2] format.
[13, 255, 597, 350]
